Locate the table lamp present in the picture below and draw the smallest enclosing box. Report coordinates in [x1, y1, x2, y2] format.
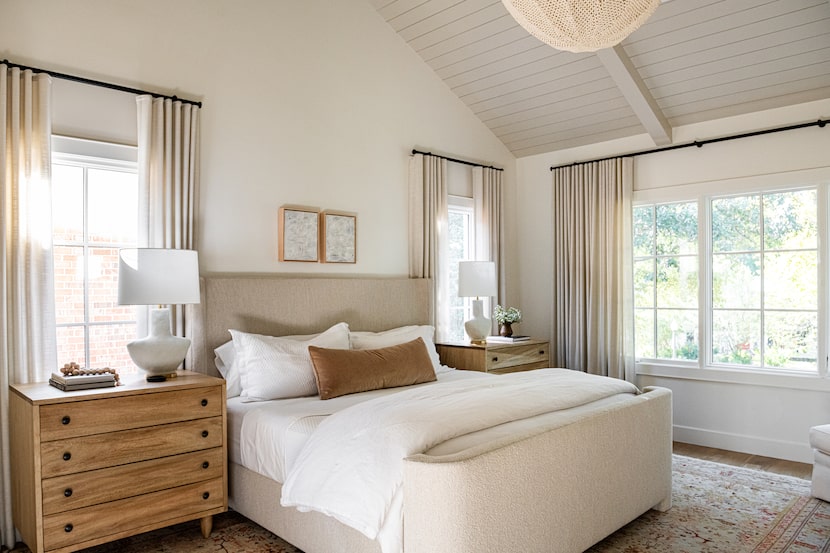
[117, 248, 200, 381]
[458, 261, 497, 345]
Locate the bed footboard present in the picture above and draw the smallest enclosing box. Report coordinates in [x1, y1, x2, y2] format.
[402, 386, 672, 553]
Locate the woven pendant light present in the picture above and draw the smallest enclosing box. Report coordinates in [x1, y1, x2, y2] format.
[501, 0, 660, 53]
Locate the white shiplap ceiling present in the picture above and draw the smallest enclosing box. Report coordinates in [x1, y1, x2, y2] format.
[369, 0, 830, 157]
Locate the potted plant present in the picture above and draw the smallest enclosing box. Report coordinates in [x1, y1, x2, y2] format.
[493, 305, 521, 337]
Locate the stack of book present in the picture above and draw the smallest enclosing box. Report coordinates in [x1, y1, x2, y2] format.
[487, 335, 531, 343]
[49, 372, 117, 391]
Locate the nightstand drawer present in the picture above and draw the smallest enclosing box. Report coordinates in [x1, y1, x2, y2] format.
[40, 416, 223, 478]
[42, 447, 224, 515]
[43, 477, 224, 551]
[486, 343, 550, 372]
[40, 386, 223, 441]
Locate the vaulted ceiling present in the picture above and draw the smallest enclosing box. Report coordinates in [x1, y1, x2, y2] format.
[369, 0, 830, 157]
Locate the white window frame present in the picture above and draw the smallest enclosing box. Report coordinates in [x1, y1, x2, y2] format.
[448, 195, 475, 342]
[51, 135, 139, 368]
[633, 166, 830, 391]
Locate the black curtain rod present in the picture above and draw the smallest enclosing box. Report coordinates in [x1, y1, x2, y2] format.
[412, 149, 504, 172]
[550, 118, 828, 171]
[1, 59, 202, 108]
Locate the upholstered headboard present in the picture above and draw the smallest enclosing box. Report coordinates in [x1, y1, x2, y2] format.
[187, 274, 433, 375]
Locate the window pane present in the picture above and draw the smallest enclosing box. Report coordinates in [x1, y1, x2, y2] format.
[764, 190, 817, 250]
[655, 256, 697, 308]
[764, 251, 817, 310]
[656, 309, 698, 360]
[712, 310, 761, 366]
[89, 323, 139, 374]
[764, 311, 817, 371]
[89, 247, 136, 323]
[712, 195, 760, 253]
[655, 203, 697, 256]
[88, 168, 138, 244]
[53, 245, 85, 324]
[634, 259, 654, 308]
[635, 309, 654, 359]
[633, 206, 654, 257]
[52, 164, 84, 243]
[57, 325, 87, 367]
[447, 206, 473, 343]
[712, 253, 760, 309]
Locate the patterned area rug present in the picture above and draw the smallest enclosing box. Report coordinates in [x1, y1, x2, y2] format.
[5, 455, 828, 553]
[588, 455, 830, 553]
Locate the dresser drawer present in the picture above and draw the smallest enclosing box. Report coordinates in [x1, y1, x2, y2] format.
[40, 386, 222, 441]
[43, 477, 224, 551]
[42, 447, 224, 515]
[41, 416, 223, 478]
[486, 342, 550, 372]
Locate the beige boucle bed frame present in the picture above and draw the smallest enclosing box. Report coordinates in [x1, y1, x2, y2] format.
[188, 275, 672, 553]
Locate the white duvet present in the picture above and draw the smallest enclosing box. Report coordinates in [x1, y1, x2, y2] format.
[280, 368, 639, 553]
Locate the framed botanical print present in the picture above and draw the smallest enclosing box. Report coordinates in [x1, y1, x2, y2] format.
[278, 206, 320, 262]
[321, 211, 356, 264]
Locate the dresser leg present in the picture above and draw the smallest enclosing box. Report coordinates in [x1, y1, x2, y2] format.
[200, 515, 213, 538]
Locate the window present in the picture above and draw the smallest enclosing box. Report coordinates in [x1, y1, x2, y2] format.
[633, 202, 699, 361]
[52, 137, 139, 373]
[711, 190, 817, 370]
[633, 183, 821, 374]
[447, 197, 474, 342]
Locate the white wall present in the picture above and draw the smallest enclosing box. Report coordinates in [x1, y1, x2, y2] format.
[1, 0, 516, 277]
[517, 98, 830, 462]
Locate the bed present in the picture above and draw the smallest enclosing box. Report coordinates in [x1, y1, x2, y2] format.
[188, 274, 672, 553]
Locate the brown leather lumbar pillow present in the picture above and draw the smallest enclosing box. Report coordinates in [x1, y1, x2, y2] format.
[308, 337, 437, 400]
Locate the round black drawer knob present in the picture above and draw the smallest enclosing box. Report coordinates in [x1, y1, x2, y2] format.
[201, 399, 208, 407]
[61, 416, 71, 425]
[64, 524, 73, 533]
[202, 492, 210, 500]
[62, 452, 71, 461]
[492, 357, 499, 362]
[64, 488, 73, 497]
[201, 430, 209, 438]
[202, 461, 210, 469]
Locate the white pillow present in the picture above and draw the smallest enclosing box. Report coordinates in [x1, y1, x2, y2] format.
[230, 323, 350, 402]
[350, 325, 443, 374]
[215, 330, 323, 398]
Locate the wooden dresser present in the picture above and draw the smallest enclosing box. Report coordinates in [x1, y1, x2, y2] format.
[436, 339, 550, 374]
[10, 370, 227, 553]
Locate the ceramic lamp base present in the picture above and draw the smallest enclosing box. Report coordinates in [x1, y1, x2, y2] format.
[127, 308, 190, 381]
[464, 299, 491, 345]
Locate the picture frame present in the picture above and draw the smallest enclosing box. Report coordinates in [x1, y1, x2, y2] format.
[278, 206, 320, 262]
[321, 211, 357, 264]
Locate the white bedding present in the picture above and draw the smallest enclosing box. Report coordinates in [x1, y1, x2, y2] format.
[231, 369, 486, 480]
[279, 369, 638, 553]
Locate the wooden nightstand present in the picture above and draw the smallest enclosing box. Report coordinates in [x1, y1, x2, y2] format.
[9, 370, 227, 553]
[436, 339, 550, 374]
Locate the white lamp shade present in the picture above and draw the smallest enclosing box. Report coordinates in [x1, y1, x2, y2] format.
[118, 248, 200, 306]
[458, 261, 497, 298]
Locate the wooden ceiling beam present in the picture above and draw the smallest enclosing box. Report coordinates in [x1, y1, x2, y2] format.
[596, 44, 673, 146]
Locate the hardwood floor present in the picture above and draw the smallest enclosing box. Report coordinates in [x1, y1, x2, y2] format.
[673, 441, 813, 479]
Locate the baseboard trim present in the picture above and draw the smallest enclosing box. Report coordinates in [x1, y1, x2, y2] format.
[674, 425, 813, 464]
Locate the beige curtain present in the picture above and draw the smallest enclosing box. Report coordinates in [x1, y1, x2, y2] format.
[136, 95, 200, 347]
[551, 158, 634, 380]
[0, 65, 57, 549]
[472, 166, 505, 332]
[408, 153, 449, 340]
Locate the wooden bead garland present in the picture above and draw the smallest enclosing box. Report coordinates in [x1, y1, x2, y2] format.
[59, 362, 121, 384]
